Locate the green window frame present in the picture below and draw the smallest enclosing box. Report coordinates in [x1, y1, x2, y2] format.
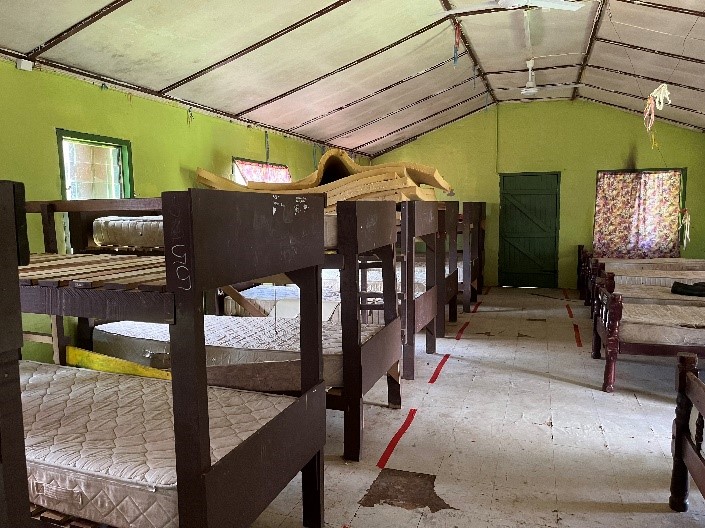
[56, 129, 134, 199]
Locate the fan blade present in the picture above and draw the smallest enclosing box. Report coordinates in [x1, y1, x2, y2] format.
[527, 0, 585, 11]
[541, 83, 585, 90]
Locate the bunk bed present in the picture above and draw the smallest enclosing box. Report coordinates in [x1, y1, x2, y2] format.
[461, 201, 485, 310]
[12, 186, 327, 527]
[436, 201, 459, 338]
[670, 353, 705, 514]
[591, 281, 705, 393]
[63, 200, 401, 461]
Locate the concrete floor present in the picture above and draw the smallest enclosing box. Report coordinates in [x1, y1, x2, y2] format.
[253, 287, 705, 527]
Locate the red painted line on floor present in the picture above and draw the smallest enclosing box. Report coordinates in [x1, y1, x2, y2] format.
[472, 301, 482, 313]
[484, 286, 492, 295]
[455, 322, 469, 340]
[566, 304, 574, 318]
[573, 323, 583, 348]
[563, 288, 570, 300]
[377, 408, 417, 469]
[428, 354, 451, 384]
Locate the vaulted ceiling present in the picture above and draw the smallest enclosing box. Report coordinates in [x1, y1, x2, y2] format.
[1, 0, 703, 157]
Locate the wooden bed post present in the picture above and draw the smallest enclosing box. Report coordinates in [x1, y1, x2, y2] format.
[670, 353, 698, 512]
[436, 205, 448, 338]
[163, 191, 212, 527]
[446, 201, 459, 324]
[602, 293, 623, 393]
[401, 202, 416, 380]
[0, 181, 31, 528]
[577, 245, 585, 299]
[591, 303, 602, 360]
[39, 202, 58, 254]
[380, 243, 401, 409]
[421, 228, 438, 356]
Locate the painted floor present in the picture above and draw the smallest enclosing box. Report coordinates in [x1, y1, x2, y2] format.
[253, 287, 705, 527]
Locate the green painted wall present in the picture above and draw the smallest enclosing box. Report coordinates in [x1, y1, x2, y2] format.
[0, 57, 367, 360]
[375, 100, 705, 288]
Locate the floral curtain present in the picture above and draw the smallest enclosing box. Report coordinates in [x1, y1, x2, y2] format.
[233, 159, 291, 184]
[592, 170, 682, 258]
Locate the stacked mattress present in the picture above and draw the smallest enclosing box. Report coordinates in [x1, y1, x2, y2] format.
[94, 315, 384, 390]
[21, 360, 295, 528]
[613, 269, 705, 287]
[605, 285, 705, 306]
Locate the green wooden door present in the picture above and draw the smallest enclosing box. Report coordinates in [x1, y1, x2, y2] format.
[499, 173, 560, 288]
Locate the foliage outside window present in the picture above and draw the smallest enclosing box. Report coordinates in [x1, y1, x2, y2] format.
[57, 129, 133, 200]
[232, 158, 291, 186]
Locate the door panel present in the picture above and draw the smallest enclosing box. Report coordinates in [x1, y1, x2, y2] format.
[499, 173, 559, 288]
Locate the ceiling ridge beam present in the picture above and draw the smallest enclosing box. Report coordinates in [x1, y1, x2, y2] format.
[353, 92, 488, 150]
[572, 0, 607, 101]
[440, 0, 498, 104]
[26, 0, 134, 60]
[578, 96, 705, 131]
[613, 0, 704, 17]
[597, 38, 705, 65]
[587, 64, 705, 94]
[326, 76, 479, 141]
[234, 19, 450, 118]
[18, 54, 367, 157]
[160, 0, 353, 94]
[369, 105, 491, 158]
[488, 63, 581, 75]
[583, 83, 705, 116]
[289, 51, 469, 131]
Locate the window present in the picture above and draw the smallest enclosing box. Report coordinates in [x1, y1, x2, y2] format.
[57, 130, 133, 200]
[232, 157, 291, 186]
[592, 169, 685, 258]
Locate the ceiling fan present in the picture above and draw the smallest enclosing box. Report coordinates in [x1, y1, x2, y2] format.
[445, 0, 586, 15]
[520, 59, 583, 97]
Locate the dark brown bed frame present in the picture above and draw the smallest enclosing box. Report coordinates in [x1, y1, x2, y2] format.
[591, 281, 705, 393]
[5, 184, 327, 527]
[461, 201, 486, 310]
[436, 201, 459, 338]
[670, 353, 705, 513]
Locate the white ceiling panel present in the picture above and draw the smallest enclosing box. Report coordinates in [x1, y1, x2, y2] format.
[246, 24, 458, 130]
[589, 40, 705, 91]
[170, 0, 441, 115]
[356, 96, 490, 155]
[579, 85, 705, 129]
[0, 0, 114, 54]
[604, 0, 700, 37]
[296, 58, 478, 139]
[462, 4, 597, 72]
[42, 0, 333, 90]
[332, 82, 485, 148]
[644, 0, 705, 10]
[582, 67, 705, 114]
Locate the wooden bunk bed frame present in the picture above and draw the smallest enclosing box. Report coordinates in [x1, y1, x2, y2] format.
[436, 201, 459, 338]
[591, 281, 705, 393]
[400, 200, 438, 380]
[461, 201, 486, 310]
[670, 353, 705, 513]
[7, 185, 327, 527]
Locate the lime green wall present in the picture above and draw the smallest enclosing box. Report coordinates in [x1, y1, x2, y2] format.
[0, 57, 368, 361]
[375, 100, 705, 288]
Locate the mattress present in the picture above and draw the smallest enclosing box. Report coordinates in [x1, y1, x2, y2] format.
[619, 304, 705, 347]
[605, 260, 705, 273]
[21, 360, 295, 528]
[613, 270, 705, 287]
[609, 285, 705, 306]
[93, 216, 165, 248]
[93, 315, 384, 389]
[94, 214, 339, 250]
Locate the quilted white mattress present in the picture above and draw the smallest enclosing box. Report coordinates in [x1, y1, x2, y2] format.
[613, 270, 705, 287]
[93, 214, 338, 250]
[21, 360, 295, 528]
[620, 304, 705, 346]
[610, 285, 705, 306]
[93, 216, 165, 248]
[94, 315, 384, 389]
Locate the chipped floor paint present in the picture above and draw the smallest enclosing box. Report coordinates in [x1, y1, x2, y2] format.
[253, 288, 705, 527]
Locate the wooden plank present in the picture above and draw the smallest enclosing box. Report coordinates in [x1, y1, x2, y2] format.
[22, 332, 53, 345]
[222, 285, 267, 317]
[102, 271, 168, 290]
[70, 266, 166, 288]
[20, 256, 161, 280]
[20, 253, 138, 272]
[39, 510, 74, 525]
[137, 278, 167, 292]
